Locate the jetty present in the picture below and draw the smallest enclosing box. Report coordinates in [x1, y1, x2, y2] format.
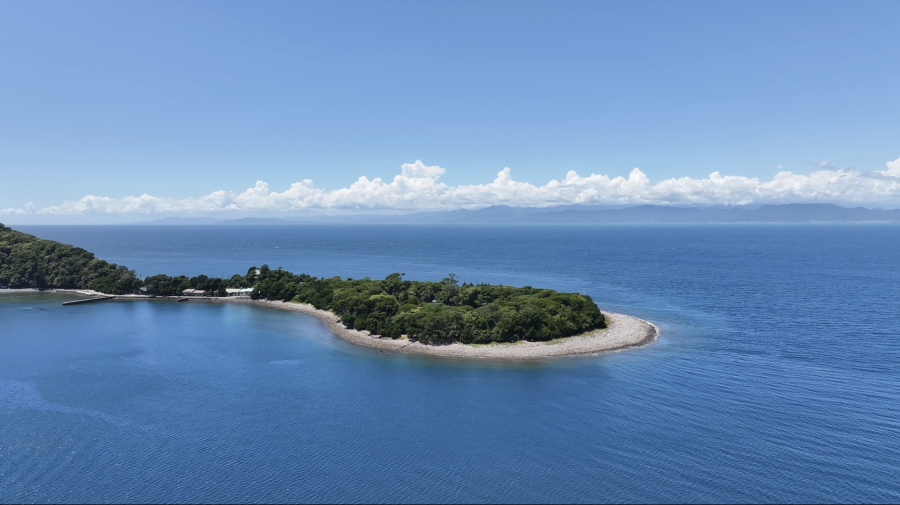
[62, 295, 116, 306]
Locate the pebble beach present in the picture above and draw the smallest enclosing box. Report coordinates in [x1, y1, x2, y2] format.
[211, 297, 658, 359]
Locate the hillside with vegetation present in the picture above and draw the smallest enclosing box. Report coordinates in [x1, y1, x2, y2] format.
[141, 266, 606, 345]
[0, 224, 140, 293]
[1, 223, 606, 345]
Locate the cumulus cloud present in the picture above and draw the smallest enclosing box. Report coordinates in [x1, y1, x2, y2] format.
[861, 156, 900, 181]
[3, 157, 900, 216]
[400, 160, 445, 179]
[0, 203, 36, 215]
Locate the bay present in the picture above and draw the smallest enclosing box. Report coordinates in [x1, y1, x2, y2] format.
[2, 224, 899, 502]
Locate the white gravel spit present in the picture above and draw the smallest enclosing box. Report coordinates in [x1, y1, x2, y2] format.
[208, 298, 658, 359]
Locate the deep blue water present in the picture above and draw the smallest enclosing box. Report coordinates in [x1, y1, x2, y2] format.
[2, 224, 899, 503]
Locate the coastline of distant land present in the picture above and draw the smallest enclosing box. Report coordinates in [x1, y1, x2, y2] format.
[125, 203, 900, 226]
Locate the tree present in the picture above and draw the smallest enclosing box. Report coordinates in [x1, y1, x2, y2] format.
[1, 223, 607, 344]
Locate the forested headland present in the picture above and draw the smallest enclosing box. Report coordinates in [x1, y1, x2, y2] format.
[1, 223, 606, 345]
[0, 224, 141, 293]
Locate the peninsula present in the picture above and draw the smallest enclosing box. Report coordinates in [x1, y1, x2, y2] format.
[1, 223, 657, 357]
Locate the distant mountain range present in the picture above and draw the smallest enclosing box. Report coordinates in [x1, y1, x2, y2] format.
[135, 204, 900, 225]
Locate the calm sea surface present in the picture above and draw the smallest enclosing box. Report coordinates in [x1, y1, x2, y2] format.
[2, 224, 899, 503]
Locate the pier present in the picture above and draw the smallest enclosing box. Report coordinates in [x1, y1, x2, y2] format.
[62, 296, 116, 306]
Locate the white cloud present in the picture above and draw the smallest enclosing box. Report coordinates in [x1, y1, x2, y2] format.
[3, 157, 900, 216]
[880, 156, 900, 178]
[400, 160, 445, 179]
[0, 203, 35, 215]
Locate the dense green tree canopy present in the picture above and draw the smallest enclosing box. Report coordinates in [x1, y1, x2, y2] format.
[0, 224, 140, 293]
[1, 223, 606, 344]
[249, 270, 606, 344]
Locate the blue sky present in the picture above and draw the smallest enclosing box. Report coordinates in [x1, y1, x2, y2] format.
[2, 0, 899, 221]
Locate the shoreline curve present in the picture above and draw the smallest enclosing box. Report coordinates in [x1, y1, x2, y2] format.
[210, 297, 659, 359]
[30, 290, 658, 359]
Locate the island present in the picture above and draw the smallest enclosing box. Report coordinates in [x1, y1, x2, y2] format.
[1, 223, 657, 358]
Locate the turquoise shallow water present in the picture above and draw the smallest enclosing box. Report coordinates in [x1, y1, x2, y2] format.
[2, 224, 900, 503]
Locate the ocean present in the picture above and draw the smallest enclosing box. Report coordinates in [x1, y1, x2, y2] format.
[2, 224, 899, 502]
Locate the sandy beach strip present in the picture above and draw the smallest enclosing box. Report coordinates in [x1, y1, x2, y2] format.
[13, 290, 657, 358]
[0, 288, 49, 299]
[202, 297, 659, 359]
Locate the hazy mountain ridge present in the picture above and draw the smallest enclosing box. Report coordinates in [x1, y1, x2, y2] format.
[520, 204, 900, 224]
[133, 204, 900, 225]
